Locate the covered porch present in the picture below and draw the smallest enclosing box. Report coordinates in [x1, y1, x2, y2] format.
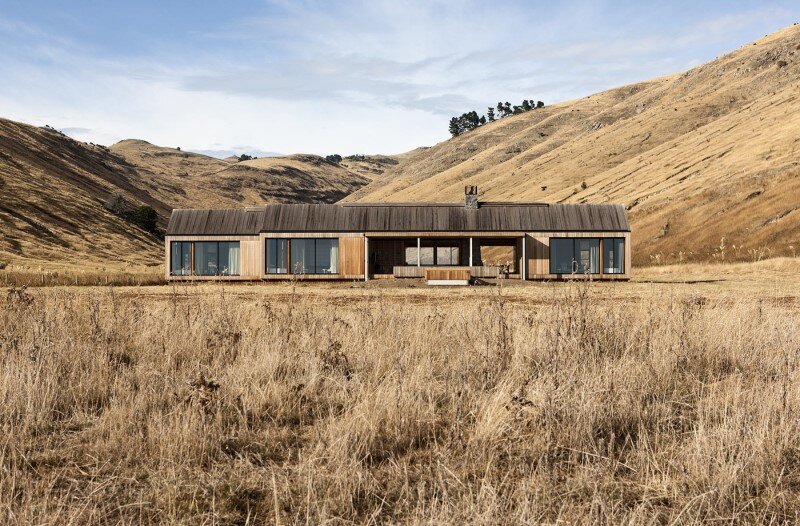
[364, 234, 525, 280]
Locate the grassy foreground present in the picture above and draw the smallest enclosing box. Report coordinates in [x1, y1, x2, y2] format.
[2, 266, 800, 524]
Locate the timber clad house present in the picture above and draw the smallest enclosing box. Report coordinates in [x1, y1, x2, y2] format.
[165, 187, 631, 282]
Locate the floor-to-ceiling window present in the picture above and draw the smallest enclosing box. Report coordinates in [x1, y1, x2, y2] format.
[170, 241, 193, 276]
[603, 238, 625, 274]
[266, 238, 339, 275]
[549, 238, 605, 275]
[266, 239, 289, 274]
[170, 241, 240, 276]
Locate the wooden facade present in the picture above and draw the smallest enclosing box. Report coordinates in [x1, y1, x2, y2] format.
[165, 200, 631, 282]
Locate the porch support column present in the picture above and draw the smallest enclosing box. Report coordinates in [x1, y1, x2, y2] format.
[364, 236, 369, 281]
[521, 235, 526, 281]
[417, 238, 421, 267]
[469, 237, 473, 267]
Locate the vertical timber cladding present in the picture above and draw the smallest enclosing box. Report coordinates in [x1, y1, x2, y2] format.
[525, 232, 632, 279]
[339, 235, 365, 277]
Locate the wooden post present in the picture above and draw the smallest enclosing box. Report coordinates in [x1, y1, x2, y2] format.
[469, 237, 473, 267]
[417, 237, 421, 267]
[364, 236, 369, 281]
[521, 235, 526, 281]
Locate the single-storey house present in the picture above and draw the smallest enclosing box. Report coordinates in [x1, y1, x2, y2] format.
[165, 187, 631, 281]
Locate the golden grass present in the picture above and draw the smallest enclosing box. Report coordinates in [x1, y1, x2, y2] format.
[2, 264, 799, 524]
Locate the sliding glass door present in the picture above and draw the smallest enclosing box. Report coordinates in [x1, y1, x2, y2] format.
[549, 238, 615, 275]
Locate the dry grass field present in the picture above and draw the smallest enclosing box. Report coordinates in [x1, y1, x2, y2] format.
[2, 261, 799, 524]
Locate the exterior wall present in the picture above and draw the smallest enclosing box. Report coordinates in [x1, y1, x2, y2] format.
[165, 235, 261, 280]
[524, 231, 632, 280]
[165, 231, 632, 281]
[260, 232, 365, 280]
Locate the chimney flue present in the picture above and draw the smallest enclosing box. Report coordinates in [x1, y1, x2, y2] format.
[464, 185, 479, 209]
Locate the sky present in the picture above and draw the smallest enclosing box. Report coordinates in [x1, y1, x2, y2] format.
[0, 1, 798, 157]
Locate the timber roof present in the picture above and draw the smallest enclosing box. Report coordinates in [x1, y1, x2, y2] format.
[167, 202, 630, 236]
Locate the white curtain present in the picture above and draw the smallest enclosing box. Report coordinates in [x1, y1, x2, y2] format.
[329, 242, 339, 273]
[227, 243, 240, 275]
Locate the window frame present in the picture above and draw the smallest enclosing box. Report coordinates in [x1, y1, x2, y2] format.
[548, 237, 603, 275]
[602, 237, 625, 274]
[169, 240, 240, 276]
[266, 238, 340, 275]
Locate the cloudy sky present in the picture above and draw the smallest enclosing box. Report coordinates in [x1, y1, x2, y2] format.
[0, 1, 798, 157]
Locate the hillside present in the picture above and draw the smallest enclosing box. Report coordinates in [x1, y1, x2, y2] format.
[0, 123, 382, 270]
[0, 120, 168, 269]
[110, 141, 375, 208]
[352, 24, 800, 265]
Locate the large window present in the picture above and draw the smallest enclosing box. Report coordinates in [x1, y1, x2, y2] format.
[603, 238, 625, 274]
[170, 241, 192, 276]
[266, 238, 339, 274]
[549, 238, 600, 274]
[170, 241, 240, 276]
[550, 238, 625, 275]
[266, 239, 289, 274]
[402, 240, 462, 266]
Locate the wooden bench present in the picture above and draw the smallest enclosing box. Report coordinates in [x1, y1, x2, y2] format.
[424, 268, 471, 286]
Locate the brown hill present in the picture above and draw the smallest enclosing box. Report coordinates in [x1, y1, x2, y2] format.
[0, 123, 382, 270]
[0, 120, 168, 270]
[352, 24, 800, 265]
[109, 141, 373, 208]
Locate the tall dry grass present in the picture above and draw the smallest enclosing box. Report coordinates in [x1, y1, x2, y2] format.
[1, 282, 799, 524]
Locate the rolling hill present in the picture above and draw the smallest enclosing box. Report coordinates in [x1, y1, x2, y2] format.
[0, 122, 381, 270]
[351, 24, 800, 265]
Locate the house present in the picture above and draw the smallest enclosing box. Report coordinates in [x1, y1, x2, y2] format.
[165, 187, 631, 281]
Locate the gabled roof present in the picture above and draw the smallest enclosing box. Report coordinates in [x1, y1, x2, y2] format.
[166, 202, 630, 236]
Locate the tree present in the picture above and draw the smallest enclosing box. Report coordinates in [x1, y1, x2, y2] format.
[487, 107, 495, 122]
[536, 100, 544, 108]
[127, 205, 159, 234]
[238, 153, 254, 162]
[449, 117, 461, 137]
[479, 115, 487, 125]
[503, 102, 512, 116]
[522, 99, 532, 111]
[497, 102, 504, 117]
[325, 154, 342, 164]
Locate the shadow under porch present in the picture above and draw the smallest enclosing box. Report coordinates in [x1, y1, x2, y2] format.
[366, 236, 522, 279]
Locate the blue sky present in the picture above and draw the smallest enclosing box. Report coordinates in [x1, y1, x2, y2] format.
[0, 1, 797, 157]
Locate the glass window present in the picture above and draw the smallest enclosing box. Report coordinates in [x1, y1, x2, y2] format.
[194, 242, 219, 276]
[550, 238, 601, 274]
[603, 238, 625, 274]
[419, 246, 434, 265]
[218, 242, 240, 276]
[267, 239, 289, 274]
[315, 238, 338, 273]
[575, 239, 600, 274]
[550, 238, 575, 274]
[290, 239, 314, 274]
[404, 245, 419, 265]
[436, 245, 460, 265]
[170, 241, 192, 276]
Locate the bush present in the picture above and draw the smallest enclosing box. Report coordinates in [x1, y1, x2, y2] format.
[127, 206, 158, 234]
[325, 154, 343, 164]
